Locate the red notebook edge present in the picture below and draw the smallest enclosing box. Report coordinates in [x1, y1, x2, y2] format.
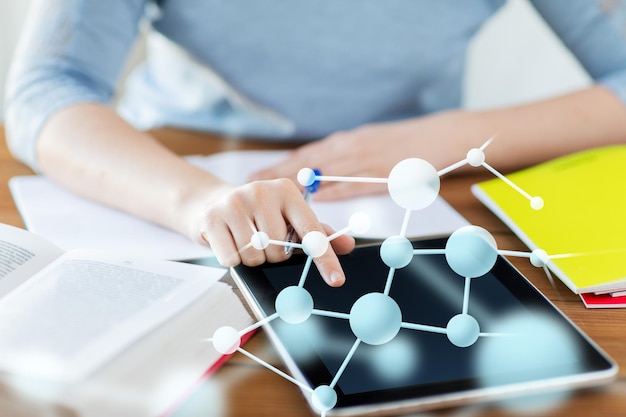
[580, 292, 626, 309]
[160, 329, 257, 417]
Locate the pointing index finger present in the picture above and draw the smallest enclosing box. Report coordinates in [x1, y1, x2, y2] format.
[285, 196, 346, 287]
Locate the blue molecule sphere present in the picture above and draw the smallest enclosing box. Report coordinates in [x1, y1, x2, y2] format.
[370, 335, 419, 382]
[349, 293, 402, 345]
[275, 286, 314, 324]
[446, 313, 480, 347]
[312, 385, 337, 412]
[445, 225, 498, 278]
[380, 236, 414, 269]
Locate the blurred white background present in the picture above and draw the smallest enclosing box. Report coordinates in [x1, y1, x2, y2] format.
[0, 0, 591, 121]
[1, 1, 31, 120]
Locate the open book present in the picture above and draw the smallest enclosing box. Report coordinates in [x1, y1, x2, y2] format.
[0, 223, 252, 416]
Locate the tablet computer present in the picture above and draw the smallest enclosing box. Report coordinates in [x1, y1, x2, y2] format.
[231, 237, 617, 416]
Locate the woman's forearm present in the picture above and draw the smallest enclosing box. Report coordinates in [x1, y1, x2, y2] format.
[36, 103, 231, 240]
[469, 85, 626, 171]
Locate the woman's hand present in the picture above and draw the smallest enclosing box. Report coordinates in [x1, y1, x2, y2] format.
[195, 179, 355, 287]
[249, 111, 481, 201]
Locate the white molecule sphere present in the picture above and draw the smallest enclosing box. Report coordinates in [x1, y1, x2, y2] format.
[312, 385, 337, 412]
[302, 231, 329, 257]
[212, 326, 241, 355]
[531, 196, 544, 210]
[380, 236, 414, 269]
[466, 148, 486, 167]
[348, 212, 372, 235]
[387, 158, 441, 210]
[446, 314, 480, 347]
[445, 225, 498, 278]
[297, 168, 317, 187]
[275, 286, 314, 324]
[250, 231, 270, 250]
[530, 248, 549, 268]
[349, 293, 402, 345]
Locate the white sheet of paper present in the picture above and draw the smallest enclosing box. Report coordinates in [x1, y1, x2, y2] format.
[9, 176, 213, 260]
[9, 150, 468, 260]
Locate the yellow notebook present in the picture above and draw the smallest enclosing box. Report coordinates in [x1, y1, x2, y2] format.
[471, 144, 626, 294]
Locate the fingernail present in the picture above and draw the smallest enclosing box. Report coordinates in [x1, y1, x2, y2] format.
[329, 271, 344, 285]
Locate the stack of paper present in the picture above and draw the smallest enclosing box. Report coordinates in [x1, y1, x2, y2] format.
[472, 145, 626, 308]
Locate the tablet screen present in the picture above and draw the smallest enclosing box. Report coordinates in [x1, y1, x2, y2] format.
[232, 238, 615, 413]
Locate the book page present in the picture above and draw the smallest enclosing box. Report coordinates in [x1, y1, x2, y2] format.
[0, 223, 64, 298]
[73, 280, 253, 417]
[0, 249, 226, 382]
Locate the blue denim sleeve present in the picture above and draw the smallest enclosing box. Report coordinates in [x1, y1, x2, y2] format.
[530, 0, 626, 104]
[4, 0, 148, 171]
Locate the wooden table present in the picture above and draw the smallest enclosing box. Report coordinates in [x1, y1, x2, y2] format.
[1, 127, 625, 417]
